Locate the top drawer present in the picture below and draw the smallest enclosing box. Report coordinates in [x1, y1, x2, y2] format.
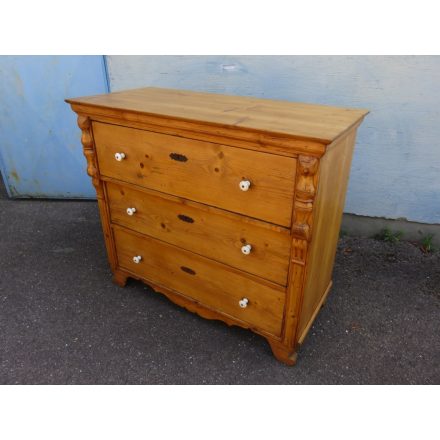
[93, 122, 296, 227]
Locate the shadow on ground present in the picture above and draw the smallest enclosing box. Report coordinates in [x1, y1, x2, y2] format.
[0, 183, 438, 384]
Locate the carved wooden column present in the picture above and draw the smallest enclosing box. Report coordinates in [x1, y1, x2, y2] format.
[268, 155, 319, 365]
[78, 115, 100, 189]
[291, 156, 319, 241]
[77, 115, 120, 276]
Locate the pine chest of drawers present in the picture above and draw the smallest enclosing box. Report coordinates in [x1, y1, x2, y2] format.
[66, 87, 368, 365]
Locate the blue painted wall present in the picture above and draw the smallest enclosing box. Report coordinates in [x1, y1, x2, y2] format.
[1, 56, 438, 225]
[0, 56, 108, 198]
[106, 56, 440, 225]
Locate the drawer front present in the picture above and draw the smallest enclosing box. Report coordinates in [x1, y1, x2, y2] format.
[93, 122, 296, 227]
[106, 181, 291, 285]
[113, 226, 285, 336]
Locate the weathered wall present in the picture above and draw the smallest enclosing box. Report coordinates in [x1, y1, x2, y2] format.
[107, 56, 440, 224]
[0, 56, 108, 198]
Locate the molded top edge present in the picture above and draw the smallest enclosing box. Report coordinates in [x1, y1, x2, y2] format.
[66, 86, 369, 144]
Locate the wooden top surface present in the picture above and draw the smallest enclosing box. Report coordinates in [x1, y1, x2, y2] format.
[66, 87, 368, 143]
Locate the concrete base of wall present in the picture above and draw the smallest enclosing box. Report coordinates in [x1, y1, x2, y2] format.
[341, 213, 440, 247]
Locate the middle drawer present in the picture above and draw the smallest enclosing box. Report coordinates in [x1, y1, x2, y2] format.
[106, 181, 291, 286]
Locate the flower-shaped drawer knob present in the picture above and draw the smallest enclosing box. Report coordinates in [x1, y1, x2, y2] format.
[114, 152, 126, 161]
[241, 244, 252, 255]
[239, 180, 251, 191]
[238, 298, 249, 308]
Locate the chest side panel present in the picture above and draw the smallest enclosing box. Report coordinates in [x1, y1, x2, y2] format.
[297, 128, 358, 342]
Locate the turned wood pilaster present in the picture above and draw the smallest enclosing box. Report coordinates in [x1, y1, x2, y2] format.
[77, 115, 118, 272]
[78, 115, 101, 191]
[291, 155, 319, 241]
[270, 155, 320, 360]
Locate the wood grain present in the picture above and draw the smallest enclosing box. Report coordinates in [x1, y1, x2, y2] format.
[297, 281, 332, 345]
[106, 181, 291, 285]
[77, 115, 119, 272]
[66, 87, 368, 143]
[267, 339, 298, 365]
[111, 268, 284, 341]
[93, 121, 297, 226]
[281, 156, 320, 353]
[113, 225, 286, 336]
[74, 111, 326, 158]
[297, 128, 358, 339]
[67, 87, 368, 365]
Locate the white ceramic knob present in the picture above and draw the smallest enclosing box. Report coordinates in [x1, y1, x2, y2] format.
[239, 180, 251, 191]
[126, 207, 136, 216]
[133, 255, 142, 264]
[239, 298, 249, 309]
[241, 244, 252, 255]
[114, 152, 126, 161]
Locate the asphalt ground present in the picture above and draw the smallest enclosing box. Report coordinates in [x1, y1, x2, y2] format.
[0, 179, 438, 384]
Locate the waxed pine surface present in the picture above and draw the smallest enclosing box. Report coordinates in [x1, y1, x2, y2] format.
[66, 87, 368, 143]
[0, 185, 438, 384]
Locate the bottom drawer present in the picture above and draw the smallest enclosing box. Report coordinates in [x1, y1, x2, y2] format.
[113, 226, 285, 336]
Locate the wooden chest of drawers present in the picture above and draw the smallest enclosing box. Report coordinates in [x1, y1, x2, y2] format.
[66, 87, 368, 365]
